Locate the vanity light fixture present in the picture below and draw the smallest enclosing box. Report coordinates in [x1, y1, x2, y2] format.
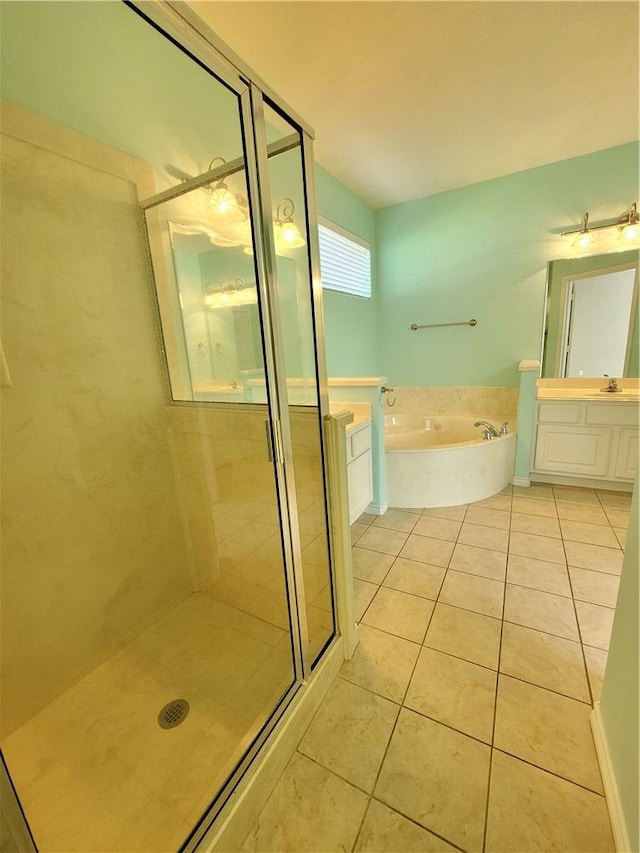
[275, 198, 306, 250]
[561, 203, 639, 248]
[203, 278, 257, 309]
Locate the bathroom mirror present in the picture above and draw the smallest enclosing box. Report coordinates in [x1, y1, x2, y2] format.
[163, 221, 306, 402]
[542, 249, 639, 378]
[167, 224, 264, 400]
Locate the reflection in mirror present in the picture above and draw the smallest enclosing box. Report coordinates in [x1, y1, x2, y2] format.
[144, 164, 313, 404]
[542, 249, 639, 378]
[169, 225, 264, 401]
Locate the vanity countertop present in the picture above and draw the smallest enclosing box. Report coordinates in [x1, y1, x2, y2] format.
[329, 401, 372, 432]
[536, 378, 640, 402]
[536, 389, 640, 401]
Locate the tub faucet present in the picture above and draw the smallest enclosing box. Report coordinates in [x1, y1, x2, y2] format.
[474, 420, 499, 438]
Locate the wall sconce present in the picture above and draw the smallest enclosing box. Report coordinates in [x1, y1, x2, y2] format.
[206, 156, 248, 224]
[561, 203, 639, 249]
[275, 198, 306, 250]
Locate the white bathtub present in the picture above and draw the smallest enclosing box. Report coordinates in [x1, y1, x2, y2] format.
[385, 414, 516, 507]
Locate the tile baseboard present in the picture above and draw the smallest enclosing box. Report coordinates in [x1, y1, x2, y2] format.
[591, 702, 632, 852]
[366, 501, 389, 516]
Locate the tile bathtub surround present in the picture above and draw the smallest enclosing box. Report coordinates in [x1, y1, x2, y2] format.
[238, 483, 628, 851]
[390, 386, 519, 425]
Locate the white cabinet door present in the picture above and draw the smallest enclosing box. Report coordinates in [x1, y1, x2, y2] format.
[614, 428, 639, 480]
[347, 449, 373, 524]
[534, 425, 612, 477]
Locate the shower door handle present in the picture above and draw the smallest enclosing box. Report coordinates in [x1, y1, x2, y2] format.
[264, 419, 273, 462]
[264, 418, 285, 465]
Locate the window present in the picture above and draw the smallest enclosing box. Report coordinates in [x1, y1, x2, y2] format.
[318, 217, 371, 298]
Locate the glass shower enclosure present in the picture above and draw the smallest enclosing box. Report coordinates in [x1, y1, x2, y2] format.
[0, 2, 337, 850]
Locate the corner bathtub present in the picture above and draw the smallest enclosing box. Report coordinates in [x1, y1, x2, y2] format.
[385, 414, 516, 508]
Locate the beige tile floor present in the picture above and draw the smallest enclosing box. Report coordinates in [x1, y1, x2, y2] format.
[241, 483, 631, 853]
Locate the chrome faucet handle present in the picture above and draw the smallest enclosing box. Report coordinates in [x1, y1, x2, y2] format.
[482, 429, 493, 441]
[499, 422, 509, 435]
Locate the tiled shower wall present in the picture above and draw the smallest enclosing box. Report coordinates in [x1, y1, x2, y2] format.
[0, 107, 196, 736]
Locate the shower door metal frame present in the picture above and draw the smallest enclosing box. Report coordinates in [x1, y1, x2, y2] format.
[127, 1, 339, 846]
[253, 90, 339, 666]
[132, 2, 315, 685]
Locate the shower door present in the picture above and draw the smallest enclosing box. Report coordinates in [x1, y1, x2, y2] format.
[252, 95, 336, 666]
[0, 2, 336, 850]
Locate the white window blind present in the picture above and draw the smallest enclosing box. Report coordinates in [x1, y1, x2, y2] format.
[318, 219, 371, 298]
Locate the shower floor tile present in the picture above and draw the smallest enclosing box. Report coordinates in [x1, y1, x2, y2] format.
[3, 592, 294, 853]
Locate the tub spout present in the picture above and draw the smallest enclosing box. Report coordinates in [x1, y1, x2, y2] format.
[474, 420, 499, 437]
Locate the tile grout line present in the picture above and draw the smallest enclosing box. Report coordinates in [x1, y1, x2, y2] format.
[572, 486, 623, 708]
[481, 488, 511, 853]
[362, 502, 468, 850]
[351, 501, 469, 853]
[350, 508, 420, 853]
[491, 745, 609, 798]
[557, 488, 599, 709]
[356, 512, 419, 624]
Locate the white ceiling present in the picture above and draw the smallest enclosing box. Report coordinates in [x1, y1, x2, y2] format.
[188, 1, 639, 209]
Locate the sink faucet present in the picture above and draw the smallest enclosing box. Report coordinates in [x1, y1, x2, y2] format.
[601, 377, 621, 393]
[474, 420, 499, 438]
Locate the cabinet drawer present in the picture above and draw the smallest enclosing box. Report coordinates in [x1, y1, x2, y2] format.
[534, 425, 612, 477]
[586, 404, 639, 427]
[348, 422, 371, 461]
[537, 403, 582, 424]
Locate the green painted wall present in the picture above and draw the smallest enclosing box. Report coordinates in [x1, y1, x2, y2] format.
[600, 479, 639, 852]
[376, 143, 640, 387]
[0, 1, 242, 192]
[315, 166, 379, 377]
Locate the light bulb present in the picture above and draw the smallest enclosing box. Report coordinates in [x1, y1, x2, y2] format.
[621, 223, 640, 241]
[572, 231, 596, 249]
[209, 182, 236, 213]
[277, 218, 305, 249]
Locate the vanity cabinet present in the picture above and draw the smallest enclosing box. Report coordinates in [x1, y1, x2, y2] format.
[346, 421, 373, 523]
[533, 401, 639, 484]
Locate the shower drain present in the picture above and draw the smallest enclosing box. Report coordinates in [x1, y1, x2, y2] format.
[158, 698, 190, 729]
